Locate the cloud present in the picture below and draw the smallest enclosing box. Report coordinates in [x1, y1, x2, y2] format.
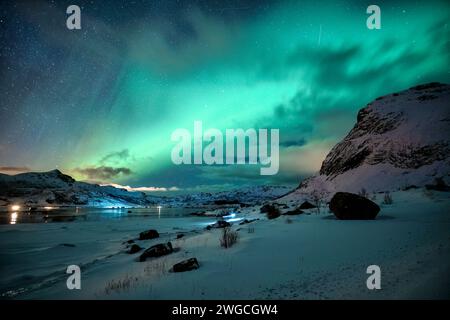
[127, 7, 236, 75]
[279, 138, 307, 148]
[196, 138, 334, 185]
[102, 183, 180, 192]
[99, 149, 130, 165]
[0, 166, 31, 174]
[74, 166, 133, 180]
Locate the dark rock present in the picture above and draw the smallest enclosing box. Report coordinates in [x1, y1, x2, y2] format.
[299, 201, 316, 209]
[260, 204, 273, 213]
[123, 239, 135, 245]
[262, 204, 280, 219]
[206, 220, 231, 230]
[60, 243, 76, 247]
[139, 242, 173, 261]
[172, 258, 199, 272]
[402, 185, 419, 191]
[284, 208, 304, 215]
[176, 233, 184, 239]
[139, 229, 159, 240]
[239, 218, 259, 225]
[127, 210, 132, 213]
[329, 192, 380, 220]
[127, 244, 142, 254]
[425, 177, 450, 191]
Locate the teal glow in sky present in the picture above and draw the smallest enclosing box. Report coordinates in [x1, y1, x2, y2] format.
[1, 0, 449, 192]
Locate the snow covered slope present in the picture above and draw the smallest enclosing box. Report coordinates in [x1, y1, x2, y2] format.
[0, 169, 291, 208]
[0, 169, 157, 208]
[284, 82, 450, 200]
[166, 185, 292, 207]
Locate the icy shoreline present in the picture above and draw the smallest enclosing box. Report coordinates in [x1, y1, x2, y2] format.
[1, 189, 449, 299]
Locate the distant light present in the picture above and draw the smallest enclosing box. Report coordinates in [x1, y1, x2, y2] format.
[11, 205, 20, 211]
[223, 213, 236, 219]
[226, 217, 244, 223]
[157, 205, 162, 218]
[44, 206, 53, 210]
[10, 212, 18, 224]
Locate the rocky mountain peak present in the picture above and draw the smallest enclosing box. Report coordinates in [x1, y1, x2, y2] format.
[285, 82, 450, 198]
[319, 83, 450, 179]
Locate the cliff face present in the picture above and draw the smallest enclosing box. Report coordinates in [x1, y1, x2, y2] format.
[292, 83, 450, 197]
[320, 82, 450, 179]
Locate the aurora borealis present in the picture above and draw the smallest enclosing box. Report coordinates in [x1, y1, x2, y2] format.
[0, 0, 449, 192]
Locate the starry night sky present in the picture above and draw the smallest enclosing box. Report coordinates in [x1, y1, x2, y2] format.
[0, 0, 449, 193]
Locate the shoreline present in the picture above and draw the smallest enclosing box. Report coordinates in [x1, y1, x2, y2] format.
[1, 189, 449, 299]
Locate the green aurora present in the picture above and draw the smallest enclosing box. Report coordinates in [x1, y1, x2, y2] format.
[0, 0, 449, 192]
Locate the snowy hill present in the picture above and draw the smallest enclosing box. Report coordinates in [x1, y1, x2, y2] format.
[283, 82, 450, 201]
[0, 169, 158, 208]
[165, 185, 292, 207]
[0, 169, 291, 209]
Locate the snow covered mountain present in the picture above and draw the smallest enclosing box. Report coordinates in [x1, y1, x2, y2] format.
[0, 169, 291, 208]
[284, 82, 450, 200]
[166, 185, 292, 207]
[0, 169, 158, 208]
[2, 83, 448, 208]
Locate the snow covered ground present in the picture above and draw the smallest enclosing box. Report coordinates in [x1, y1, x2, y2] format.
[0, 188, 449, 300]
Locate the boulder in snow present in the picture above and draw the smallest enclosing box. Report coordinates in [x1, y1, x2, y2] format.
[139, 242, 173, 261]
[329, 192, 380, 220]
[262, 204, 280, 219]
[299, 201, 316, 209]
[171, 258, 199, 272]
[139, 229, 159, 240]
[127, 244, 142, 254]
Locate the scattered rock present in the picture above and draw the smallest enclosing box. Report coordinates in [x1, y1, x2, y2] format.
[171, 258, 200, 272]
[272, 203, 289, 209]
[139, 229, 159, 240]
[206, 220, 231, 230]
[60, 243, 76, 247]
[262, 204, 280, 219]
[127, 244, 142, 254]
[329, 192, 380, 220]
[299, 201, 316, 209]
[284, 208, 304, 215]
[260, 204, 273, 213]
[425, 177, 450, 191]
[239, 218, 259, 225]
[139, 242, 173, 261]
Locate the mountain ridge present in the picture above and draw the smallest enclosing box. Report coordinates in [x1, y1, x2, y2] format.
[282, 82, 450, 201]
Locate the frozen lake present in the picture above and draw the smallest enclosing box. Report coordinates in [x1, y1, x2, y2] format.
[0, 206, 207, 225]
